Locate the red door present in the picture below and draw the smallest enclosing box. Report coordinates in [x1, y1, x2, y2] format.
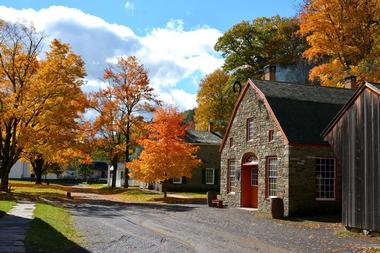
[241, 165, 258, 208]
[250, 167, 258, 208]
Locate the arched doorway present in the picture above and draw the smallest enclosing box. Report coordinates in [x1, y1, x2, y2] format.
[241, 153, 259, 208]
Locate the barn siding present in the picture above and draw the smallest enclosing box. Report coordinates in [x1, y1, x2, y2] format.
[326, 89, 380, 231]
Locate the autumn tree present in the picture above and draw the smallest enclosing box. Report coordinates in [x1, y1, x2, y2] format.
[89, 87, 125, 188]
[128, 107, 201, 198]
[21, 39, 87, 184]
[103, 56, 160, 188]
[299, 0, 380, 86]
[0, 21, 44, 190]
[215, 16, 308, 82]
[194, 69, 236, 133]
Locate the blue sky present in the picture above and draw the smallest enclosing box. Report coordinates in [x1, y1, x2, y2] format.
[0, 0, 300, 110]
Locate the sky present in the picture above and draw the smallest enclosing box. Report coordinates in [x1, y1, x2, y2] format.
[0, 0, 300, 111]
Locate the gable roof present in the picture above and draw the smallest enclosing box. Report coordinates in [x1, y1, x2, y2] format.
[322, 82, 380, 138]
[220, 79, 355, 151]
[185, 130, 222, 145]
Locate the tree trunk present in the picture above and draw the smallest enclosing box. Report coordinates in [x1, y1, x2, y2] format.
[0, 171, 9, 192]
[124, 123, 131, 188]
[33, 158, 45, 185]
[163, 180, 167, 198]
[111, 155, 118, 188]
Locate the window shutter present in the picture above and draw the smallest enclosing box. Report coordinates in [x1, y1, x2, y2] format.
[201, 168, 205, 184]
[214, 169, 219, 185]
[182, 176, 186, 184]
[169, 178, 173, 184]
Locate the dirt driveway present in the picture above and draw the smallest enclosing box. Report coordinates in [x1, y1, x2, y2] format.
[65, 197, 380, 253]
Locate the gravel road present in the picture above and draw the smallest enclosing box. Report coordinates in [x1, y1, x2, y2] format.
[67, 199, 379, 253]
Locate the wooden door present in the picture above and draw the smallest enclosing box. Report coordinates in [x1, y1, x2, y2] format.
[241, 166, 251, 207]
[250, 166, 258, 208]
[241, 165, 258, 208]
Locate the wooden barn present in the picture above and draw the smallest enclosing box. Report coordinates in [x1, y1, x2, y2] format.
[323, 81, 380, 232]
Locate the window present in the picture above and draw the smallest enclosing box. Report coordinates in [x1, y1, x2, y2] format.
[266, 158, 278, 197]
[173, 177, 182, 184]
[205, 168, 215, 184]
[316, 158, 335, 200]
[229, 137, 234, 148]
[268, 130, 274, 142]
[228, 160, 237, 193]
[251, 168, 258, 186]
[247, 118, 254, 141]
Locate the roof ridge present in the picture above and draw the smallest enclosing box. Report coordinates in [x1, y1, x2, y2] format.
[251, 79, 355, 91]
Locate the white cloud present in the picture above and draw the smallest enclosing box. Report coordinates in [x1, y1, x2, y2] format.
[159, 89, 197, 111]
[124, 1, 135, 15]
[0, 5, 223, 111]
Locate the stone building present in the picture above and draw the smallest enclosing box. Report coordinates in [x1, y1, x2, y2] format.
[220, 66, 356, 216]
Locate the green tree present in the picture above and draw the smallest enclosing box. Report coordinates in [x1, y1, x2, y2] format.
[195, 69, 236, 133]
[215, 16, 307, 82]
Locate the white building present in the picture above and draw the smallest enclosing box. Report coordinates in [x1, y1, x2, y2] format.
[107, 163, 140, 187]
[9, 160, 58, 180]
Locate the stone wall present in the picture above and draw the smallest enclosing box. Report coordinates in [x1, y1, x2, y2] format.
[220, 85, 290, 214]
[288, 145, 341, 215]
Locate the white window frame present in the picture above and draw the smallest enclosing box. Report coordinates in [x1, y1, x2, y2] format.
[247, 118, 254, 141]
[172, 177, 182, 184]
[205, 168, 215, 185]
[228, 160, 237, 193]
[267, 158, 278, 197]
[316, 157, 336, 201]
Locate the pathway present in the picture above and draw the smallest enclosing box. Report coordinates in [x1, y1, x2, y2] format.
[0, 201, 35, 253]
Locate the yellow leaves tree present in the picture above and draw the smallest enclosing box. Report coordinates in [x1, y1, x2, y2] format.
[299, 0, 380, 86]
[195, 69, 236, 133]
[21, 39, 87, 184]
[128, 107, 201, 198]
[0, 21, 43, 190]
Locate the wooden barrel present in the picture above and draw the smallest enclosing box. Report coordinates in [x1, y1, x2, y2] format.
[270, 197, 284, 219]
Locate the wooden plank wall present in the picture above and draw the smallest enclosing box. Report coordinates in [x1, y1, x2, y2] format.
[326, 89, 380, 231]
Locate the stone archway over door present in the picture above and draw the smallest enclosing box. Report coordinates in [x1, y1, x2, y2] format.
[241, 153, 259, 208]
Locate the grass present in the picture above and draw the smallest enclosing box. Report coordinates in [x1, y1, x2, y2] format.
[26, 202, 84, 253]
[168, 192, 207, 198]
[0, 199, 16, 216]
[82, 183, 107, 188]
[116, 188, 161, 202]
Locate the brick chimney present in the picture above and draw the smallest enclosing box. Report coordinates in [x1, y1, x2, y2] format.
[264, 65, 276, 81]
[344, 75, 358, 89]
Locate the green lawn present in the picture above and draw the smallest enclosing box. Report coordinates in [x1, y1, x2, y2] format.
[116, 188, 161, 202]
[0, 200, 16, 216]
[26, 203, 84, 253]
[168, 192, 207, 198]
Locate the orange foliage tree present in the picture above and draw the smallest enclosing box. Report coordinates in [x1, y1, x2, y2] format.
[299, 0, 380, 86]
[21, 39, 88, 184]
[128, 107, 201, 197]
[89, 86, 126, 188]
[96, 56, 159, 188]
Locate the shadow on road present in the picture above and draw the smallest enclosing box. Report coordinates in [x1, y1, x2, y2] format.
[63, 198, 199, 218]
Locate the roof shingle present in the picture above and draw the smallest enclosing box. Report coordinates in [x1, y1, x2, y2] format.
[185, 130, 222, 145]
[251, 80, 356, 145]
